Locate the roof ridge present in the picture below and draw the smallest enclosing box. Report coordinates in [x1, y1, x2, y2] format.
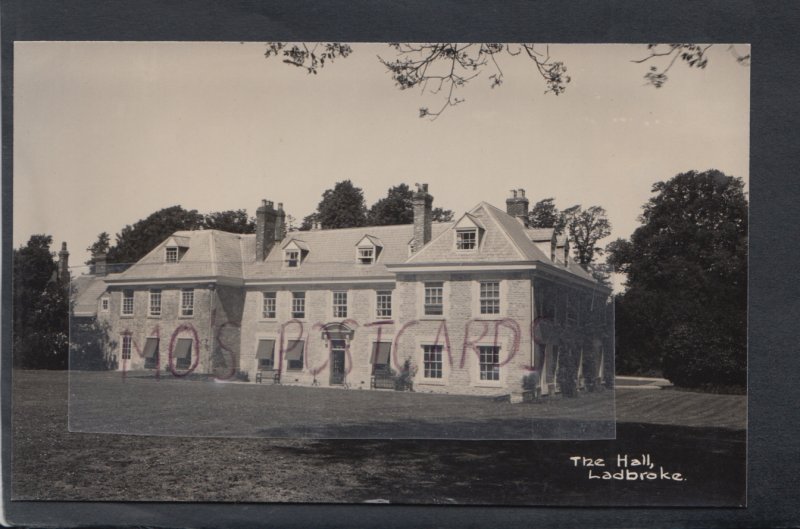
[208, 231, 218, 276]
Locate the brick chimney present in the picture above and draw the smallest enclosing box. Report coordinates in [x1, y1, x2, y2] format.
[506, 188, 529, 226]
[256, 199, 278, 261]
[93, 250, 108, 276]
[275, 202, 286, 241]
[58, 242, 70, 284]
[411, 183, 433, 253]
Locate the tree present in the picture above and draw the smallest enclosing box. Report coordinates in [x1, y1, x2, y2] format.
[107, 206, 204, 265]
[528, 198, 561, 229]
[432, 207, 454, 222]
[314, 180, 368, 229]
[203, 209, 256, 234]
[561, 205, 612, 267]
[367, 184, 414, 226]
[12, 235, 69, 369]
[606, 169, 747, 388]
[266, 43, 749, 119]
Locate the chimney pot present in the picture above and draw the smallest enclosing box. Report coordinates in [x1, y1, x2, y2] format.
[506, 186, 530, 226]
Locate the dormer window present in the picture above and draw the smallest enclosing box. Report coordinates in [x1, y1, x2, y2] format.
[358, 247, 374, 265]
[282, 238, 309, 268]
[453, 213, 485, 251]
[355, 235, 383, 265]
[163, 235, 190, 263]
[285, 250, 300, 267]
[456, 229, 477, 250]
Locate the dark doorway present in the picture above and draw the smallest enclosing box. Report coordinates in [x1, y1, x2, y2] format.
[330, 339, 346, 385]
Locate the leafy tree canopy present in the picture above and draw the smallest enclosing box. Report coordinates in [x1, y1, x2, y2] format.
[607, 169, 747, 388]
[561, 205, 612, 267]
[527, 198, 561, 230]
[107, 206, 204, 264]
[12, 235, 69, 369]
[203, 209, 256, 234]
[315, 180, 368, 229]
[367, 184, 415, 226]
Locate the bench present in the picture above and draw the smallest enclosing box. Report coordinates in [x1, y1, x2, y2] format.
[370, 372, 395, 390]
[255, 370, 281, 384]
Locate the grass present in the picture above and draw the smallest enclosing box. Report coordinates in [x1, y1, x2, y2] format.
[68, 371, 616, 439]
[13, 370, 746, 505]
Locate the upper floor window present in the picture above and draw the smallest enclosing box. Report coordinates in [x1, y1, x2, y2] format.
[149, 290, 162, 317]
[479, 281, 500, 315]
[453, 213, 484, 250]
[285, 250, 300, 268]
[376, 290, 392, 319]
[357, 247, 374, 265]
[355, 235, 383, 265]
[282, 239, 309, 268]
[181, 289, 194, 317]
[165, 247, 178, 263]
[456, 229, 477, 250]
[291, 292, 306, 319]
[100, 297, 110, 312]
[333, 291, 348, 318]
[424, 282, 444, 316]
[262, 291, 277, 319]
[121, 290, 134, 316]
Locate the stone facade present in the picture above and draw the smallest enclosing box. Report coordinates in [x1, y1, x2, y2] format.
[87, 186, 611, 397]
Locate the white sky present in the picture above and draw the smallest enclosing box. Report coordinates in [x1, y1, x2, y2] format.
[13, 42, 749, 275]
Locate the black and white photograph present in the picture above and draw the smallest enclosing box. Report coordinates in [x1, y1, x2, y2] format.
[11, 40, 748, 506]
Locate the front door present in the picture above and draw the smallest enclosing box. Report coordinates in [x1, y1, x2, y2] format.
[330, 339, 346, 385]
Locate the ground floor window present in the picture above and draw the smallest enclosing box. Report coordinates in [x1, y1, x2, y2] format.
[478, 345, 500, 381]
[423, 344, 443, 379]
[143, 337, 159, 369]
[174, 338, 193, 369]
[121, 334, 132, 360]
[256, 339, 275, 370]
[285, 339, 305, 371]
[371, 341, 392, 374]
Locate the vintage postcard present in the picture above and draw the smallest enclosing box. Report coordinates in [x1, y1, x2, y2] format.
[10, 41, 748, 506]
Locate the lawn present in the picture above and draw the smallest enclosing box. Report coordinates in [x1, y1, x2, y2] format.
[13, 370, 746, 505]
[67, 371, 617, 439]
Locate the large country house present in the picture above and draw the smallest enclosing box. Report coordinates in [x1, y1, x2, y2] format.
[73, 185, 613, 397]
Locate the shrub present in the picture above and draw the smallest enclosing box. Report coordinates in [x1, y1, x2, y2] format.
[557, 346, 579, 397]
[522, 371, 540, 391]
[661, 321, 746, 389]
[392, 359, 416, 391]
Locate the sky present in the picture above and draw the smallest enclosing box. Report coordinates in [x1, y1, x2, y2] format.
[13, 42, 750, 280]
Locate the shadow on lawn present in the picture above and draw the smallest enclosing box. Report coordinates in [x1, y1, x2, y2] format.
[255, 416, 616, 440]
[273, 422, 745, 506]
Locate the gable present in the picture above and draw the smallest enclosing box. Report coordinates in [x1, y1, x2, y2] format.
[406, 204, 527, 263]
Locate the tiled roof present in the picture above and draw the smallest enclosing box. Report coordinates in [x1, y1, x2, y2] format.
[525, 227, 555, 241]
[104, 202, 600, 286]
[242, 223, 451, 281]
[72, 274, 109, 316]
[108, 230, 247, 282]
